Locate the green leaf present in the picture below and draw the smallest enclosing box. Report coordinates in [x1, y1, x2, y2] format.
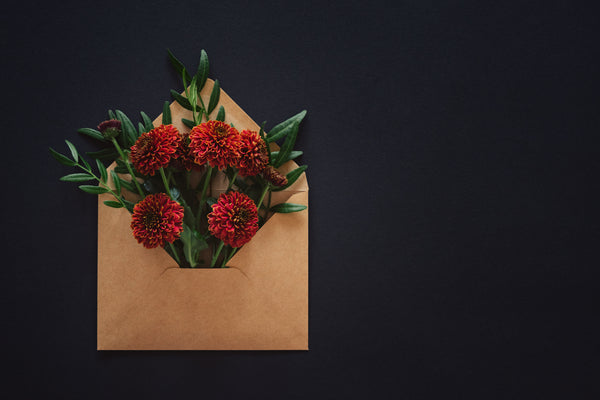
[167, 49, 192, 83]
[266, 110, 307, 143]
[272, 165, 308, 191]
[110, 170, 121, 195]
[65, 140, 78, 163]
[215, 105, 225, 122]
[274, 121, 299, 167]
[270, 203, 307, 213]
[162, 101, 172, 124]
[118, 177, 135, 193]
[96, 159, 107, 183]
[170, 89, 193, 111]
[207, 79, 220, 115]
[79, 185, 109, 194]
[270, 150, 303, 163]
[108, 110, 116, 119]
[188, 75, 198, 110]
[196, 49, 209, 90]
[103, 200, 123, 208]
[115, 110, 138, 146]
[77, 128, 106, 142]
[86, 148, 119, 161]
[59, 173, 94, 182]
[137, 122, 145, 135]
[182, 118, 195, 129]
[49, 147, 76, 166]
[78, 151, 91, 170]
[140, 111, 154, 131]
[180, 223, 208, 268]
[122, 199, 135, 213]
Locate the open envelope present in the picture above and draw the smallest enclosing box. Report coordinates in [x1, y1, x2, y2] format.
[97, 80, 308, 350]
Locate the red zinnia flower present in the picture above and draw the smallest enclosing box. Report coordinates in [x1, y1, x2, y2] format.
[130, 124, 181, 176]
[130, 193, 184, 249]
[171, 131, 202, 171]
[188, 121, 242, 170]
[208, 192, 259, 248]
[237, 129, 269, 176]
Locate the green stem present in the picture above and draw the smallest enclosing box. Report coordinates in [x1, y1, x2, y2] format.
[159, 167, 173, 200]
[168, 242, 181, 265]
[257, 184, 270, 211]
[111, 138, 144, 198]
[221, 247, 238, 268]
[211, 241, 224, 267]
[226, 170, 239, 192]
[196, 166, 213, 226]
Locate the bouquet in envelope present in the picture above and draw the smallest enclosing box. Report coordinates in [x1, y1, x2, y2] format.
[50, 50, 309, 350]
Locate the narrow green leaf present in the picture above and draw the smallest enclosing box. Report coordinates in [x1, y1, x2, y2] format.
[77, 128, 106, 142]
[162, 101, 172, 124]
[138, 122, 146, 135]
[79, 185, 109, 194]
[140, 111, 154, 131]
[108, 110, 116, 119]
[170, 89, 193, 111]
[270, 203, 307, 213]
[65, 140, 78, 163]
[78, 151, 91, 170]
[215, 105, 225, 122]
[180, 223, 208, 268]
[96, 159, 108, 183]
[118, 177, 135, 193]
[274, 121, 299, 167]
[49, 147, 76, 166]
[110, 170, 121, 195]
[266, 110, 307, 142]
[103, 200, 123, 208]
[86, 148, 119, 161]
[196, 49, 209, 90]
[167, 49, 192, 83]
[115, 110, 138, 146]
[207, 79, 220, 115]
[272, 165, 308, 191]
[188, 75, 198, 110]
[182, 118, 195, 129]
[59, 173, 94, 182]
[270, 150, 303, 163]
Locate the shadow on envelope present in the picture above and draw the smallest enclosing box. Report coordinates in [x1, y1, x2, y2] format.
[97, 80, 308, 350]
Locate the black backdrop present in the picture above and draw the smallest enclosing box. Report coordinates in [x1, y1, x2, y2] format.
[2, 1, 599, 398]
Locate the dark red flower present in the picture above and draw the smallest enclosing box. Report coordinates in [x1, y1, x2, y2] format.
[130, 124, 181, 176]
[237, 129, 269, 176]
[171, 131, 202, 171]
[188, 121, 242, 170]
[262, 165, 288, 187]
[130, 193, 184, 249]
[97, 119, 122, 139]
[208, 191, 259, 248]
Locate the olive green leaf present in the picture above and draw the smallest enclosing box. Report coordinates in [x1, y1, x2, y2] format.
[270, 203, 307, 213]
[140, 111, 154, 131]
[59, 173, 94, 182]
[79, 185, 109, 195]
[162, 101, 172, 124]
[65, 140, 78, 163]
[266, 110, 306, 143]
[207, 79, 220, 115]
[167, 49, 192, 83]
[103, 200, 123, 208]
[96, 159, 108, 183]
[49, 147, 76, 166]
[110, 170, 121, 195]
[196, 49, 209, 90]
[77, 128, 106, 142]
[215, 105, 225, 122]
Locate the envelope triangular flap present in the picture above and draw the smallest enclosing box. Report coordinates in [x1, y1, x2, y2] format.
[97, 79, 308, 350]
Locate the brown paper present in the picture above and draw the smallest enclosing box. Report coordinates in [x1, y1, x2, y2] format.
[97, 80, 308, 350]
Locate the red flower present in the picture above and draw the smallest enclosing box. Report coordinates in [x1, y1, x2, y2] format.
[208, 192, 259, 248]
[131, 193, 184, 249]
[237, 129, 269, 176]
[130, 124, 181, 176]
[171, 131, 202, 171]
[189, 121, 242, 170]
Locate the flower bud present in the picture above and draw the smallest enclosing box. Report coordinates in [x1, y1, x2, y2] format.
[263, 165, 288, 187]
[97, 119, 122, 139]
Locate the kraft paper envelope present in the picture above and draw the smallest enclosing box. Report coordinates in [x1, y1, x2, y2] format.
[97, 80, 308, 350]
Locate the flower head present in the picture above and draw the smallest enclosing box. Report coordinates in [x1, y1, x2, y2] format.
[170, 131, 202, 171]
[263, 165, 288, 187]
[131, 193, 184, 249]
[97, 119, 122, 139]
[130, 124, 181, 176]
[237, 130, 269, 176]
[189, 121, 242, 170]
[208, 191, 259, 248]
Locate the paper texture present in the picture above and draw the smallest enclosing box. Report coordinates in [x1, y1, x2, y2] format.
[97, 80, 308, 350]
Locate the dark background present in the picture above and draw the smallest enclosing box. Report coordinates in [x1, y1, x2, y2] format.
[2, 0, 599, 398]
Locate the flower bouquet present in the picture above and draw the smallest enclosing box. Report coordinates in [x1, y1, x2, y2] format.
[51, 50, 309, 350]
[51, 50, 307, 269]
